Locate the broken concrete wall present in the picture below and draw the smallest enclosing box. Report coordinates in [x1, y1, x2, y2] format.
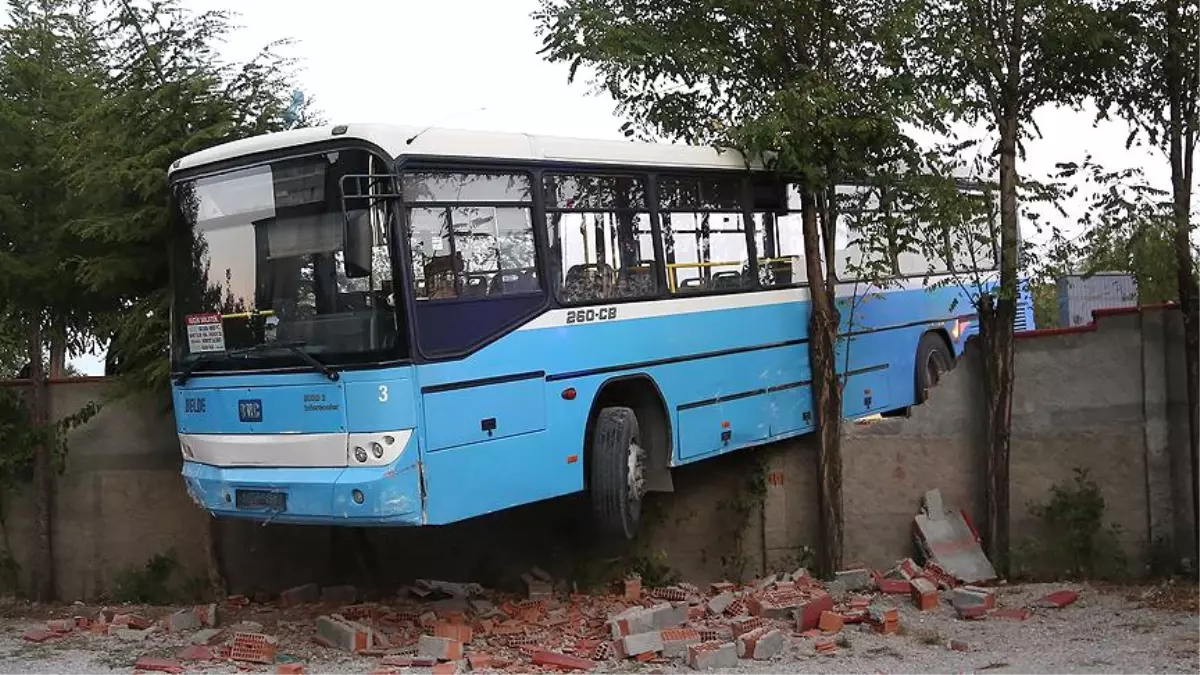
[839, 350, 985, 570]
[836, 306, 1193, 577]
[0, 379, 208, 601]
[0, 307, 1190, 599]
[1008, 312, 1153, 576]
[1161, 310, 1197, 561]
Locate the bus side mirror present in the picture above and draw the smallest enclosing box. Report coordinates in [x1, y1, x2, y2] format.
[343, 209, 373, 279]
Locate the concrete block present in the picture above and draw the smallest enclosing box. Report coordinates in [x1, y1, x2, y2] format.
[834, 568, 872, 591]
[617, 630, 663, 658]
[279, 583, 320, 608]
[951, 587, 993, 610]
[320, 585, 358, 604]
[115, 628, 150, 641]
[469, 599, 495, 616]
[687, 642, 737, 670]
[608, 606, 655, 639]
[316, 615, 369, 653]
[649, 602, 688, 629]
[521, 573, 553, 599]
[922, 488, 945, 518]
[749, 628, 784, 660]
[167, 609, 201, 633]
[417, 634, 464, 661]
[191, 629, 223, 645]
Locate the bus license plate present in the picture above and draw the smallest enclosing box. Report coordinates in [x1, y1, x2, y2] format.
[235, 489, 286, 511]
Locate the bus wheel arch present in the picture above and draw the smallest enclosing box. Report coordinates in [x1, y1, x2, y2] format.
[915, 329, 955, 403]
[583, 375, 674, 539]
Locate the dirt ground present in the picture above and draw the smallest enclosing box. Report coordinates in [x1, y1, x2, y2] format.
[0, 580, 1193, 674]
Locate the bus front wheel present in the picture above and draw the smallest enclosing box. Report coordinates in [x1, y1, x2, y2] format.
[916, 331, 954, 402]
[589, 406, 644, 540]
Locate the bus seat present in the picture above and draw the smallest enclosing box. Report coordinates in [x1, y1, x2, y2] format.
[763, 259, 793, 285]
[512, 269, 539, 292]
[617, 266, 656, 296]
[337, 291, 369, 311]
[489, 267, 540, 295]
[564, 263, 614, 301]
[678, 277, 706, 292]
[462, 275, 489, 297]
[711, 270, 743, 290]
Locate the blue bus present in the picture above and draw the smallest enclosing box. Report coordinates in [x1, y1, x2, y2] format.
[168, 124, 1034, 538]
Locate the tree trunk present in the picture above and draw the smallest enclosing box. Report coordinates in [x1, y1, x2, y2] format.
[801, 189, 844, 577]
[48, 322, 66, 380]
[26, 321, 54, 601]
[204, 517, 226, 599]
[981, 111, 1021, 575]
[1164, 0, 1199, 544]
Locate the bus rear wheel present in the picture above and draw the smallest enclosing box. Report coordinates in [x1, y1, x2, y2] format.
[589, 406, 644, 540]
[916, 331, 954, 402]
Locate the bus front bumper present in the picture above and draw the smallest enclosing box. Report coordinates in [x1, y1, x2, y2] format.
[180, 443, 425, 526]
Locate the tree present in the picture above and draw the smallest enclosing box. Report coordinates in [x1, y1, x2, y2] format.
[66, 0, 320, 597]
[535, 0, 930, 575]
[1092, 0, 1199, 536]
[0, 0, 108, 601]
[69, 0, 321, 402]
[1049, 159, 1193, 305]
[912, 0, 1124, 571]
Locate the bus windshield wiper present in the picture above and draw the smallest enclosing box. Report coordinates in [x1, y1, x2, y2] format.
[173, 341, 340, 385]
[262, 341, 340, 382]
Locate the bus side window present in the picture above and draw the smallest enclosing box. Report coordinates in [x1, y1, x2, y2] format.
[543, 173, 660, 304]
[658, 174, 749, 294]
[832, 183, 900, 282]
[752, 210, 806, 288]
[403, 171, 540, 301]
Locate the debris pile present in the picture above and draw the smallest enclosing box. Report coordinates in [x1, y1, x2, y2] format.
[16, 564, 1086, 672]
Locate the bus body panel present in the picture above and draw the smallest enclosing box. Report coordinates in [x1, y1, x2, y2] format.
[176, 365, 425, 525]
[420, 429, 576, 525]
[422, 376, 547, 452]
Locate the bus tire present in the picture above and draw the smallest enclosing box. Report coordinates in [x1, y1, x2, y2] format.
[589, 406, 644, 540]
[916, 331, 954, 403]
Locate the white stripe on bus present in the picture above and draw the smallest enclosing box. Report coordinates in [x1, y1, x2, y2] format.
[516, 272, 985, 330]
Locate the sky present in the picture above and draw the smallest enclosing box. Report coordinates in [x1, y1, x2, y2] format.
[64, 0, 1184, 374]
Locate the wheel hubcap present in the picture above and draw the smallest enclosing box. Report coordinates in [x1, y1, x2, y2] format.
[926, 352, 944, 386]
[626, 440, 646, 502]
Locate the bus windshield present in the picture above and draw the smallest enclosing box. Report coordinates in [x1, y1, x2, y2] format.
[170, 149, 402, 371]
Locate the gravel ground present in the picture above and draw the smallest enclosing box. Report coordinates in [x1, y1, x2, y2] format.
[0, 582, 1193, 674]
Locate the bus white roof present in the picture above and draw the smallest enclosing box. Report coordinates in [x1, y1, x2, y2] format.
[169, 123, 763, 176]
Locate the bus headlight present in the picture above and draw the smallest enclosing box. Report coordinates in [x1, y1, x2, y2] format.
[346, 430, 412, 467]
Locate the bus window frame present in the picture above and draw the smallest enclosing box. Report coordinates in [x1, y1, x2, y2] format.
[394, 160, 553, 361]
[541, 168, 664, 307]
[824, 179, 1003, 286]
[655, 171, 757, 296]
[167, 138, 416, 377]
